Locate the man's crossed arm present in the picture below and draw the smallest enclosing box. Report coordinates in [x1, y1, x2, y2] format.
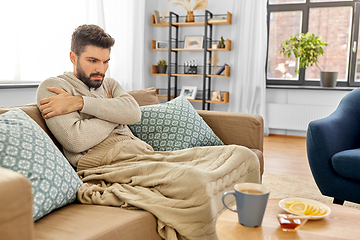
[37, 85, 120, 153]
[39, 87, 84, 119]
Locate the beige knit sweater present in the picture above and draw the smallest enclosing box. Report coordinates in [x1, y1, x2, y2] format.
[36, 72, 141, 167]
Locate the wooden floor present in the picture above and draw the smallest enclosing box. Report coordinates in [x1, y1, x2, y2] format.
[263, 134, 312, 178]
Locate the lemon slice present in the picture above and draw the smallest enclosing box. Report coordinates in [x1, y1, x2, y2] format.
[310, 205, 320, 215]
[304, 204, 313, 215]
[285, 200, 328, 216]
[312, 206, 327, 216]
[289, 202, 308, 214]
[283, 199, 330, 219]
[285, 200, 301, 208]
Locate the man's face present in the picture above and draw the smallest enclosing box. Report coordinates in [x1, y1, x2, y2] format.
[71, 45, 110, 89]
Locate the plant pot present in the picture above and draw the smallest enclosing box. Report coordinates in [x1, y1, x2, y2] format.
[218, 44, 225, 49]
[186, 11, 194, 22]
[158, 65, 167, 74]
[320, 71, 338, 87]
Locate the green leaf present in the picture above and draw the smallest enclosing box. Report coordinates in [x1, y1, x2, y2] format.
[279, 32, 327, 72]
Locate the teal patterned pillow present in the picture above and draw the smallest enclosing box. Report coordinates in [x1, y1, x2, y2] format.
[0, 108, 83, 221]
[128, 96, 224, 151]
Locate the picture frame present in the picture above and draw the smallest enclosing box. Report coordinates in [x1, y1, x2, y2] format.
[211, 91, 223, 101]
[156, 41, 169, 49]
[184, 36, 204, 49]
[180, 86, 197, 100]
[154, 10, 160, 24]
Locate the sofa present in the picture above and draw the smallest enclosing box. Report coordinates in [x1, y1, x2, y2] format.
[0, 87, 264, 240]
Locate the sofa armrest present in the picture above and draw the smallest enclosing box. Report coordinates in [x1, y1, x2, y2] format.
[197, 110, 264, 152]
[0, 167, 34, 240]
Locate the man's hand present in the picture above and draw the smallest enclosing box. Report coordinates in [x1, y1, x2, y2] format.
[39, 87, 84, 119]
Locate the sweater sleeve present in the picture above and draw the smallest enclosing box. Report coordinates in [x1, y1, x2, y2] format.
[36, 78, 118, 153]
[80, 78, 141, 125]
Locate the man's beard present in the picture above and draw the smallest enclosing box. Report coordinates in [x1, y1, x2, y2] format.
[76, 61, 104, 89]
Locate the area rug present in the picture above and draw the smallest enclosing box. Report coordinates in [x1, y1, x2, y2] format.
[262, 173, 360, 210]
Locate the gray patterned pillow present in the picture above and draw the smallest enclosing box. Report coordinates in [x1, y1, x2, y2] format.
[128, 95, 224, 151]
[0, 108, 83, 221]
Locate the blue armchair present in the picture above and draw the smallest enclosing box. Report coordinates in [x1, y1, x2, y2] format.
[307, 88, 360, 205]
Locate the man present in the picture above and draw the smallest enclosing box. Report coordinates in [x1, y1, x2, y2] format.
[37, 24, 260, 240]
[37, 24, 145, 169]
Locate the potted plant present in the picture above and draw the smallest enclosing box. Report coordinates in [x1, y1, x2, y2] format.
[218, 36, 225, 48]
[157, 59, 167, 74]
[280, 32, 337, 87]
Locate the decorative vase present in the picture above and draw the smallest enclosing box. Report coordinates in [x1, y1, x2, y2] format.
[186, 11, 194, 22]
[320, 71, 338, 87]
[158, 65, 167, 74]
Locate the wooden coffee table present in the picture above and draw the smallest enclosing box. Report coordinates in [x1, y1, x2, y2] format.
[216, 198, 360, 240]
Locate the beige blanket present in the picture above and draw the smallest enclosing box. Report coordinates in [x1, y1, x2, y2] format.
[77, 139, 260, 240]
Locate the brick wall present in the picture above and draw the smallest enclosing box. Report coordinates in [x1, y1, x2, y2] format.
[268, 6, 353, 81]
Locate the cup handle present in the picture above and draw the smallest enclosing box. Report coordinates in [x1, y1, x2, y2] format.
[222, 191, 237, 212]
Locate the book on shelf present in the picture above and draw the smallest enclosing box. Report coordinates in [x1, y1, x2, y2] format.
[216, 63, 228, 75]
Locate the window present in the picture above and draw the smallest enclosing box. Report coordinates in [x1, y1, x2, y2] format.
[0, 0, 88, 83]
[267, 0, 360, 87]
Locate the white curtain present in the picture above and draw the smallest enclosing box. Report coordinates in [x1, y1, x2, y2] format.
[0, 0, 145, 91]
[100, 0, 146, 91]
[229, 0, 269, 135]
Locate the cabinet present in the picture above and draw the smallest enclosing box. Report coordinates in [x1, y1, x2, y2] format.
[151, 10, 232, 110]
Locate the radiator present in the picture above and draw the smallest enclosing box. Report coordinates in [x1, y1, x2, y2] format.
[267, 103, 337, 131]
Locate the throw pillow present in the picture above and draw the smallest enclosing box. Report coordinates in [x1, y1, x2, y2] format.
[128, 95, 224, 151]
[0, 108, 83, 221]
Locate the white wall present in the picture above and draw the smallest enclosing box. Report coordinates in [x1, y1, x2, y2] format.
[0, 0, 352, 136]
[267, 88, 351, 136]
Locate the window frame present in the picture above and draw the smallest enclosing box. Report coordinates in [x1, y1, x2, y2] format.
[266, 0, 360, 87]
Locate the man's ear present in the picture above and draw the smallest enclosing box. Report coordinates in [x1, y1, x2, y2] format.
[70, 51, 77, 64]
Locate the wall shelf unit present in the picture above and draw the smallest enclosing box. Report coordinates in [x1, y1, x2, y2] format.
[151, 39, 231, 51]
[151, 65, 231, 77]
[156, 90, 229, 104]
[151, 12, 232, 26]
[151, 10, 232, 110]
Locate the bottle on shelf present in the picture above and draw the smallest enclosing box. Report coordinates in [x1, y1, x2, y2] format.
[184, 62, 188, 74]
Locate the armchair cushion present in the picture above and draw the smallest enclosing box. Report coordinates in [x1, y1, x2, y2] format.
[128, 96, 224, 151]
[332, 149, 360, 181]
[0, 108, 83, 221]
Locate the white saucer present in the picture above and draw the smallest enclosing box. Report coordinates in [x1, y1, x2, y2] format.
[279, 197, 331, 220]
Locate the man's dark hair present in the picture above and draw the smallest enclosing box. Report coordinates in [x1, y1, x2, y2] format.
[71, 24, 115, 56]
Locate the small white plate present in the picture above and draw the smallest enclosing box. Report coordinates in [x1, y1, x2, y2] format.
[279, 197, 331, 220]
